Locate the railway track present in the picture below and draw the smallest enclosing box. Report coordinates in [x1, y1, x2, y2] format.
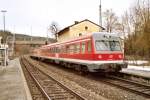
[102, 74, 150, 98]
[29, 56, 150, 99]
[20, 58, 49, 100]
[118, 72, 150, 85]
[20, 56, 85, 100]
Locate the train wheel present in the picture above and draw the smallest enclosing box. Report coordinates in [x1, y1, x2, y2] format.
[74, 65, 81, 71]
[67, 63, 73, 68]
[80, 66, 89, 75]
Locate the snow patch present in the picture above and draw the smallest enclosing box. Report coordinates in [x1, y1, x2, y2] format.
[127, 60, 148, 65]
[127, 65, 150, 71]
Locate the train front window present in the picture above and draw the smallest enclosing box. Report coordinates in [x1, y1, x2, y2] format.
[95, 40, 121, 51]
[110, 41, 121, 51]
[95, 40, 110, 51]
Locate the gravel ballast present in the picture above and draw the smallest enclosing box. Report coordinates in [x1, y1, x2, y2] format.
[28, 57, 148, 100]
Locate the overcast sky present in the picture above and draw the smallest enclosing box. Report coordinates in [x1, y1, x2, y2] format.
[0, 0, 134, 37]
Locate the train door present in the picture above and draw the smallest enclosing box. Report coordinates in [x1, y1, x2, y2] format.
[87, 40, 92, 54]
[81, 42, 86, 54]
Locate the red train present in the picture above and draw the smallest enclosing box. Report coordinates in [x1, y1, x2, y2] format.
[31, 32, 127, 72]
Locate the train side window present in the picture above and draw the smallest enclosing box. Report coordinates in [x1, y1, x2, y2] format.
[64, 46, 67, 53]
[73, 43, 79, 54]
[69, 44, 74, 54]
[52, 48, 54, 53]
[76, 43, 80, 53]
[51, 48, 53, 53]
[81, 42, 86, 54]
[56, 47, 58, 53]
[61, 46, 64, 53]
[54, 48, 56, 53]
[87, 41, 92, 53]
[59, 47, 61, 53]
[56, 47, 60, 53]
[50, 48, 52, 53]
[54, 47, 57, 53]
[55, 47, 57, 53]
[74, 44, 77, 53]
[49, 48, 51, 53]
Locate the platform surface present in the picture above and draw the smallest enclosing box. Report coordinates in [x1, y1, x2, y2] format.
[0, 58, 32, 100]
[121, 65, 150, 78]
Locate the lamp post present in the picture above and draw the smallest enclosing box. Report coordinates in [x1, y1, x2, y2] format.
[99, 0, 102, 26]
[1, 10, 8, 66]
[1, 10, 7, 32]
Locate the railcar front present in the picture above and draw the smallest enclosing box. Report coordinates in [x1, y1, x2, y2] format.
[87, 32, 127, 72]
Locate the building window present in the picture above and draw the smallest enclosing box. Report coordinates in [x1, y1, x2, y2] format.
[79, 33, 82, 36]
[85, 26, 88, 30]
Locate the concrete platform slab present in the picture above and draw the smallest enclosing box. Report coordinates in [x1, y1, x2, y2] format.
[121, 68, 150, 78]
[0, 58, 32, 100]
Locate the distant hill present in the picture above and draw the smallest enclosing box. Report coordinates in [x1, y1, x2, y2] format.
[0, 30, 56, 43]
[0, 30, 56, 58]
[15, 33, 56, 43]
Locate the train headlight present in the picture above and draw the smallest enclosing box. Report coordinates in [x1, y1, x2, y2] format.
[118, 55, 122, 58]
[109, 55, 113, 58]
[98, 55, 102, 59]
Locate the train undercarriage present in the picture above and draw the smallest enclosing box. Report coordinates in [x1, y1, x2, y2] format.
[30, 55, 127, 73]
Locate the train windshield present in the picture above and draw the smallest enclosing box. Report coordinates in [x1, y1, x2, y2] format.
[95, 40, 110, 51]
[109, 41, 121, 51]
[95, 40, 121, 51]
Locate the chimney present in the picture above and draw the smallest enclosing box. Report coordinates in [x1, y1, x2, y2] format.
[74, 21, 79, 24]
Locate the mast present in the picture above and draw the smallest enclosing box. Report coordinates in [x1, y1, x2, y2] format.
[99, 0, 102, 31]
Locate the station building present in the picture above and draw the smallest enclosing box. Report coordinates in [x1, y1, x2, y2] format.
[57, 19, 105, 42]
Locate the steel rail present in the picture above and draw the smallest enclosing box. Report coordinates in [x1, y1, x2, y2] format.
[30, 56, 150, 98]
[103, 75, 150, 98]
[22, 56, 86, 100]
[21, 57, 51, 100]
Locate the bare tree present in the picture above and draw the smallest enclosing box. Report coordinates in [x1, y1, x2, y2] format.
[122, 12, 131, 34]
[48, 21, 60, 41]
[124, 0, 150, 58]
[103, 9, 118, 32]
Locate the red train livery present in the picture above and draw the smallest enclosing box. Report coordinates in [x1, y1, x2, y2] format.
[31, 32, 127, 72]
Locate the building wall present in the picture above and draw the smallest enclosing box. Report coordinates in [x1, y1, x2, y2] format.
[70, 21, 102, 37]
[58, 31, 70, 42]
[58, 21, 103, 42]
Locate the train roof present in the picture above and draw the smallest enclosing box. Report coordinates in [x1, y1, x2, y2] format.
[41, 32, 120, 48]
[93, 32, 119, 37]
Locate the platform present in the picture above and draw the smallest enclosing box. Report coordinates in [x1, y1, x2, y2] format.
[0, 58, 32, 100]
[121, 65, 150, 78]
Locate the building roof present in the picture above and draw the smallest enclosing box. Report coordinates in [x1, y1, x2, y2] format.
[57, 19, 105, 36]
